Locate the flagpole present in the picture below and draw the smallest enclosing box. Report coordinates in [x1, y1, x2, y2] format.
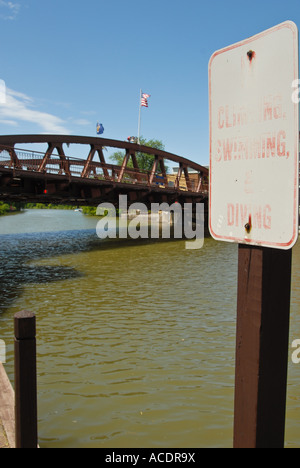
[137, 89, 142, 144]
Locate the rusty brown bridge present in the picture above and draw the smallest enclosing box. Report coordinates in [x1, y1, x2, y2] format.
[0, 135, 208, 209]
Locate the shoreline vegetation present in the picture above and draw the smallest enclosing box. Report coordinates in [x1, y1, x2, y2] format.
[0, 202, 99, 217]
[25, 203, 98, 216]
[0, 202, 23, 216]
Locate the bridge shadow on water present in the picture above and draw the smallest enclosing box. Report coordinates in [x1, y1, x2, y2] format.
[0, 229, 93, 314]
[0, 227, 211, 314]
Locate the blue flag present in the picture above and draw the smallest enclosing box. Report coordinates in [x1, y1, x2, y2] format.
[97, 122, 104, 135]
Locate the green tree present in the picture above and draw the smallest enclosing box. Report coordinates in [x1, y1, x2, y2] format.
[0, 202, 10, 215]
[109, 137, 166, 172]
[0, 202, 23, 215]
[80, 206, 97, 216]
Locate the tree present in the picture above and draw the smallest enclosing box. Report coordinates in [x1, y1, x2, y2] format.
[109, 137, 166, 172]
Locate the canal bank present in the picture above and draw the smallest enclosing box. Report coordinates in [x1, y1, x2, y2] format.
[0, 364, 15, 448]
[0, 417, 9, 448]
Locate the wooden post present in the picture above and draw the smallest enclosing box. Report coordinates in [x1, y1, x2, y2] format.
[14, 311, 38, 449]
[233, 245, 292, 448]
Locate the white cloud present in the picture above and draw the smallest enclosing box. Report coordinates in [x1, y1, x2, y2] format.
[81, 110, 97, 116]
[0, 87, 70, 134]
[72, 118, 91, 126]
[0, 1, 20, 20]
[0, 119, 18, 126]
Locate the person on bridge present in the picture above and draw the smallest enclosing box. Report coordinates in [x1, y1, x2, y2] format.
[127, 136, 138, 143]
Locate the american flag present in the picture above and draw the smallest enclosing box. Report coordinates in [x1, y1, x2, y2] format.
[141, 93, 151, 107]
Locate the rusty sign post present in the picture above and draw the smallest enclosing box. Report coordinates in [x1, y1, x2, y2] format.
[209, 21, 299, 448]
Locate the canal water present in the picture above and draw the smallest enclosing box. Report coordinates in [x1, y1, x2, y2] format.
[0, 209, 299, 448]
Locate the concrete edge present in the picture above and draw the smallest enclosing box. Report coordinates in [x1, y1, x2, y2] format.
[0, 363, 15, 449]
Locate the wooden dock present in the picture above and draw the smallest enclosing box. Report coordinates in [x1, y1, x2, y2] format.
[0, 363, 15, 449]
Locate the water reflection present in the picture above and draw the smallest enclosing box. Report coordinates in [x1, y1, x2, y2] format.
[0, 230, 96, 313]
[0, 211, 191, 313]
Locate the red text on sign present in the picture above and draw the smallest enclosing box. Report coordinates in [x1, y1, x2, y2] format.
[215, 131, 288, 162]
[217, 95, 285, 130]
[227, 203, 272, 230]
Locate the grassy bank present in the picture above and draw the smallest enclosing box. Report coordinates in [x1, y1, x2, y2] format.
[25, 203, 75, 211]
[25, 203, 98, 216]
[0, 202, 101, 217]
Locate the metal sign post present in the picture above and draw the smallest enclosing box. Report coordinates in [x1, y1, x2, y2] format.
[209, 21, 299, 448]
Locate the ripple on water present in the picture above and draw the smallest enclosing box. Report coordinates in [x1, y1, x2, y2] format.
[1, 210, 299, 448]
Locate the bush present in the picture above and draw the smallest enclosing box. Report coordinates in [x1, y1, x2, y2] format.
[81, 206, 97, 216]
[0, 202, 12, 216]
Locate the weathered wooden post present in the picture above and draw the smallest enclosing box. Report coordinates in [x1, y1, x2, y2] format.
[233, 245, 292, 447]
[14, 311, 38, 448]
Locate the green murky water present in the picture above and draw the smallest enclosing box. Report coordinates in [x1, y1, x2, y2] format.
[0, 210, 299, 448]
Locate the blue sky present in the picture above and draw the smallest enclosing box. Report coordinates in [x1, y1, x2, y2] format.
[0, 0, 299, 165]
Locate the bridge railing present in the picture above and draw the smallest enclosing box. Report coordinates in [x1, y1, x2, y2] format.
[0, 138, 209, 195]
